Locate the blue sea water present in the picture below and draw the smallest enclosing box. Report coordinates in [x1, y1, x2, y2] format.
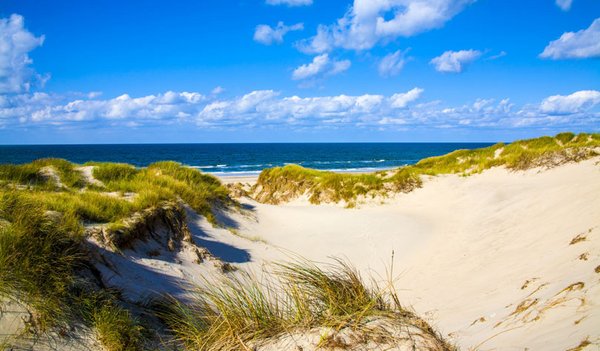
[0, 143, 494, 175]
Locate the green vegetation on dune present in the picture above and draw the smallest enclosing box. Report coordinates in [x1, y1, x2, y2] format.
[414, 132, 599, 174]
[159, 259, 454, 351]
[253, 164, 422, 206]
[0, 158, 85, 189]
[88, 162, 139, 183]
[0, 191, 82, 331]
[0, 191, 144, 350]
[91, 161, 230, 222]
[0, 160, 231, 349]
[253, 132, 600, 205]
[0, 160, 231, 228]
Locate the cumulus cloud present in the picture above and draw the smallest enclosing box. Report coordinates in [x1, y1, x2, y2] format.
[266, 0, 312, 6]
[197, 89, 423, 126]
[2, 88, 598, 132]
[254, 22, 304, 45]
[298, 0, 474, 53]
[555, 0, 573, 11]
[430, 49, 481, 73]
[292, 54, 351, 80]
[378, 50, 409, 77]
[540, 18, 600, 59]
[540, 90, 600, 115]
[199, 90, 279, 123]
[0, 14, 46, 94]
[0, 91, 206, 127]
[0, 88, 423, 128]
[390, 88, 424, 108]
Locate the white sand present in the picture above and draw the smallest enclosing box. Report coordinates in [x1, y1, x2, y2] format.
[217, 174, 258, 185]
[60, 159, 599, 350]
[211, 158, 600, 350]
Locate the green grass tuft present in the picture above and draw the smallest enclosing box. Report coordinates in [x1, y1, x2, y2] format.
[91, 302, 144, 351]
[159, 259, 455, 351]
[90, 162, 139, 183]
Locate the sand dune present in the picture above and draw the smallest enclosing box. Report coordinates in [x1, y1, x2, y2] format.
[12, 158, 595, 349]
[211, 157, 600, 350]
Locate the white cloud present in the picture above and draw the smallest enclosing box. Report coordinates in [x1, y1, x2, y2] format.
[292, 54, 351, 80]
[330, 59, 352, 75]
[378, 117, 407, 125]
[487, 51, 507, 60]
[266, 0, 312, 6]
[199, 90, 420, 125]
[211, 86, 225, 95]
[378, 50, 409, 77]
[254, 22, 304, 45]
[2, 89, 598, 132]
[430, 49, 481, 73]
[0, 14, 45, 94]
[555, 0, 573, 11]
[0, 88, 422, 127]
[298, 0, 474, 53]
[540, 18, 600, 59]
[0, 91, 207, 126]
[540, 90, 600, 115]
[390, 88, 424, 108]
[199, 90, 280, 124]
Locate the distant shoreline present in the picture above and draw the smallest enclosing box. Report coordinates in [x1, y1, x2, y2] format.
[214, 166, 395, 184]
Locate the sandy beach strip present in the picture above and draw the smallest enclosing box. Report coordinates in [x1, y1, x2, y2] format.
[214, 167, 396, 184]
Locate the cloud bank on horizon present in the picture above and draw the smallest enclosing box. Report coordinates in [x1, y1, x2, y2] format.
[0, 0, 598, 142]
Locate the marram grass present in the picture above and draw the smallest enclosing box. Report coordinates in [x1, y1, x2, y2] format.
[0, 191, 146, 350]
[158, 258, 455, 351]
[0, 160, 231, 349]
[253, 132, 600, 205]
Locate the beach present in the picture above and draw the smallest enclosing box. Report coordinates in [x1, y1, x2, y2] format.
[217, 174, 259, 184]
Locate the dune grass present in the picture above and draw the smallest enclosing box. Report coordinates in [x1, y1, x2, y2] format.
[0, 190, 145, 350]
[0, 159, 230, 231]
[88, 301, 144, 351]
[87, 162, 140, 183]
[0, 191, 83, 331]
[253, 164, 422, 206]
[90, 161, 230, 222]
[0, 158, 85, 189]
[0, 159, 232, 348]
[159, 259, 454, 351]
[253, 132, 600, 204]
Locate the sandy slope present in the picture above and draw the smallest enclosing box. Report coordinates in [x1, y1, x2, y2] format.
[212, 158, 600, 350]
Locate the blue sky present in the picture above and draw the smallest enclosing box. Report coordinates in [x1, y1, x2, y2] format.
[0, 0, 599, 143]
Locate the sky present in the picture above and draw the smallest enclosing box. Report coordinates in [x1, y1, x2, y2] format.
[0, 0, 599, 144]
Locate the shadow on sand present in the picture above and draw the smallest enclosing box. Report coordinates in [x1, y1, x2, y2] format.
[186, 207, 252, 264]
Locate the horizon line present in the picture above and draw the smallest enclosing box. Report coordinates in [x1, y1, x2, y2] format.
[0, 141, 504, 146]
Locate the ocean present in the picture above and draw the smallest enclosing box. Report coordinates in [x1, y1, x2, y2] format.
[0, 143, 494, 176]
